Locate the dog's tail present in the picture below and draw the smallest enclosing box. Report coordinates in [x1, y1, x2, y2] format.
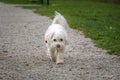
[52, 11, 69, 28]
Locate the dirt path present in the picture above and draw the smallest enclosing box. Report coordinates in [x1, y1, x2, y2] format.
[0, 3, 120, 80]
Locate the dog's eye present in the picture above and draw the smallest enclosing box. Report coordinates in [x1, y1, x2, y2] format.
[53, 39, 56, 42]
[60, 39, 63, 41]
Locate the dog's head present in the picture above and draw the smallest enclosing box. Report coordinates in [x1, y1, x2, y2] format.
[49, 32, 67, 50]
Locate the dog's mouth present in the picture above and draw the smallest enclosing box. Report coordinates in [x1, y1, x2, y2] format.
[56, 46, 64, 51]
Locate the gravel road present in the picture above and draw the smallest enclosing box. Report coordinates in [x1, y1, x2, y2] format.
[0, 3, 120, 80]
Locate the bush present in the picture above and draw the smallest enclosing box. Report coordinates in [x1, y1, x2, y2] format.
[96, 0, 120, 3]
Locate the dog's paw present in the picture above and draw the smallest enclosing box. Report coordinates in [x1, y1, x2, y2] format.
[56, 60, 64, 64]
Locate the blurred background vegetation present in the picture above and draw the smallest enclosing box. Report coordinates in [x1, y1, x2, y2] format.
[0, 0, 120, 4]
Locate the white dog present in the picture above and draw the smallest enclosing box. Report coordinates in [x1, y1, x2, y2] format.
[44, 11, 69, 64]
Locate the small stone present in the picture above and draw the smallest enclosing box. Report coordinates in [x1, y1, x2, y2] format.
[3, 51, 8, 53]
[80, 67, 84, 69]
[69, 68, 72, 71]
[26, 64, 29, 66]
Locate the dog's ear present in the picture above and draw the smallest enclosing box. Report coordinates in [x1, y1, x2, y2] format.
[48, 32, 55, 42]
[64, 33, 69, 45]
[65, 37, 69, 45]
[45, 32, 55, 43]
[50, 32, 55, 40]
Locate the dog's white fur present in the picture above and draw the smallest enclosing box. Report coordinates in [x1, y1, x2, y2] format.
[44, 11, 69, 64]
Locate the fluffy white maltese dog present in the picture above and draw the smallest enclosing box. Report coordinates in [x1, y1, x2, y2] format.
[44, 11, 69, 64]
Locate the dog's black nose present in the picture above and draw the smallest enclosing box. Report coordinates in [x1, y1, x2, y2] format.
[57, 44, 60, 48]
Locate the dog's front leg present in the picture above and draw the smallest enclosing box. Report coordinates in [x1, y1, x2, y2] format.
[49, 49, 56, 62]
[56, 51, 64, 64]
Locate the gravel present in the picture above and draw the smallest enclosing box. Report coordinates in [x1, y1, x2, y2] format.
[0, 2, 120, 80]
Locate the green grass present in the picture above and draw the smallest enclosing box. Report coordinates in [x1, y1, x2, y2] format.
[0, 0, 120, 55]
